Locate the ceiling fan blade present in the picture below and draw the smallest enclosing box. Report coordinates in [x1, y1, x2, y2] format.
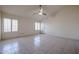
[33, 13, 37, 15]
[43, 13, 47, 15]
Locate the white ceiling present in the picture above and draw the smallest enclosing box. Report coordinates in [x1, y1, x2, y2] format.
[0, 5, 65, 19]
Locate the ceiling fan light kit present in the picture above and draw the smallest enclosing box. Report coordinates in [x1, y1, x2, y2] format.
[33, 5, 47, 16]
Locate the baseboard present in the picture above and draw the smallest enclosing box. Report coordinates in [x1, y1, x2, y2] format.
[46, 34, 79, 40]
[1, 33, 38, 41]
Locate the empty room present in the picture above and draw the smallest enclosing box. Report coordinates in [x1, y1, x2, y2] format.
[0, 5, 79, 54]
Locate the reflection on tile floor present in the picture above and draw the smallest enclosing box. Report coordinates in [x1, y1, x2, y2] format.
[2, 42, 19, 54]
[34, 35, 40, 48]
[0, 34, 79, 54]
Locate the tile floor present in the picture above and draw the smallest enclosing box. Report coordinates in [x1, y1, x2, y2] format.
[0, 34, 79, 54]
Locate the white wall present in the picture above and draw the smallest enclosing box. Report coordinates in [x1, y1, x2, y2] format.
[44, 6, 79, 40]
[2, 13, 37, 40]
[0, 12, 1, 40]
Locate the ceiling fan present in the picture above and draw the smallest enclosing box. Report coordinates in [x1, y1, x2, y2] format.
[33, 5, 47, 16]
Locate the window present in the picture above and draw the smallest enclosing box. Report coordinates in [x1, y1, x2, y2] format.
[12, 19, 18, 32]
[4, 18, 11, 32]
[35, 22, 41, 30]
[4, 18, 18, 32]
[41, 22, 44, 31]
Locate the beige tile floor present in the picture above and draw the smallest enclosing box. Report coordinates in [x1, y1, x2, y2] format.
[0, 34, 79, 54]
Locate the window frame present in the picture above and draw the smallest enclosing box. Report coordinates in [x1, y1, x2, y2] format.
[12, 19, 18, 32]
[35, 21, 41, 31]
[3, 18, 18, 33]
